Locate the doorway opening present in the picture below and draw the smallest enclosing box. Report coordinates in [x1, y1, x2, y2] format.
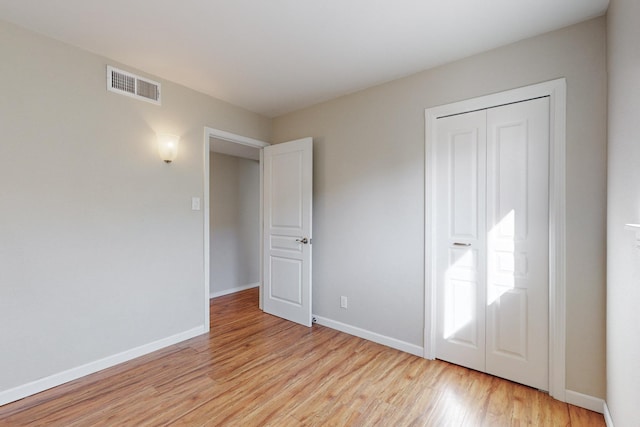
[210, 147, 260, 298]
[203, 127, 269, 326]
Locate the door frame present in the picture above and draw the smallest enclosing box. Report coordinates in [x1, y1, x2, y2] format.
[203, 127, 270, 329]
[424, 79, 567, 400]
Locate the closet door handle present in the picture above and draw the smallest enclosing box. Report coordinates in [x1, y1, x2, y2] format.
[453, 242, 471, 247]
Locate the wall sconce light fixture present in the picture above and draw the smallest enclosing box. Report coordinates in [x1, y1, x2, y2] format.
[158, 133, 179, 163]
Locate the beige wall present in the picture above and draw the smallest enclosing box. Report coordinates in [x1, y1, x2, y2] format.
[0, 19, 270, 396]
[210, 152, 260, 295]
[273, 17, 607, 398]
[607, 0, 640, 425]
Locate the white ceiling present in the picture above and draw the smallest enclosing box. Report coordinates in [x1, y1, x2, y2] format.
[0, 0, 608, 117]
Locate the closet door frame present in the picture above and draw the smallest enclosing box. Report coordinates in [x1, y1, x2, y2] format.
[424, 78, 566, 401]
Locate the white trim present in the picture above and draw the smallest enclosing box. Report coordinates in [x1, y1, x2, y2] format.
[259, 148, 265, 311]
[604, 402, 614, 427]
[203, 127, 269, 317]
[424, 78, 567, 400]
[548, 79, 567, 402]
[565, 390, 605, 414]
[314, 315, 423, 357]
[210, 283, 260, 299]
[203, 131, 211, 332]
[0, 326, 205, 406]
[206, 128, 269, 149]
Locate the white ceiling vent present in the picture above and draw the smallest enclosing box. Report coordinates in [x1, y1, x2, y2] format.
[107, 65, 161, 105]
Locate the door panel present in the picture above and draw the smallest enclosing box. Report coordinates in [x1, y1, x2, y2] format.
[270, 151, 304, 228]
[485, 97, 549, 390]
[435, 110, 487, 372]
[270, 256, 302, 304]
[263, 138, 313, 327]
[450, 132, 480, 239]
[445, 249, 479, 347]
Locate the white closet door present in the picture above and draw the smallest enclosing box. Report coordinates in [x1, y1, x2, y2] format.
[485, 97, 549, 390]
[434, 97, 550, 390]
[434, 110, 487, 372]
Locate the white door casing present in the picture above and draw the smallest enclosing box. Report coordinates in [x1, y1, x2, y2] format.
[426, 79, 565, 399]
[263, 137, 313, 327]
[203, 127, 270, 329]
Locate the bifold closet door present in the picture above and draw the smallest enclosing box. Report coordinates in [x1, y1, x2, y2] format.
[485, 97, 549, 390]
[434, 97, 550, 390]
[434, 110, 487, 372]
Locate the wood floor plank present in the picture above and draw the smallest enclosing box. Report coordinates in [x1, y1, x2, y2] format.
[569, 404, 607, 426]
[0, 288, 605, 426]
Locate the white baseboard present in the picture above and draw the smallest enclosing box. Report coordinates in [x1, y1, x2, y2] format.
[603, 402, 614, 427]
[210, 282, 259, 299]
[565, 389, 605, 414]
[0, 325, 206, 407]
[313, 315, 423, 357]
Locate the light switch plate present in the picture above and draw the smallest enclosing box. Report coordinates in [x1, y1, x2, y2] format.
[191, 197, 201, 211]
[340, 296, 348, 309]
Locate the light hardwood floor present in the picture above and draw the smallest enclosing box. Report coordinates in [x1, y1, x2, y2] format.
[0, 288, 605, 426]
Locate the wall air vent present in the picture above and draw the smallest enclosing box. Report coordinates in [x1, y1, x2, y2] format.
[107, 65, 161, 105]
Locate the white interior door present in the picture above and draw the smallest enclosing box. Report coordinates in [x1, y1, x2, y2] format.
[434, 97, 549, 390]
[263, 137, 313, 327]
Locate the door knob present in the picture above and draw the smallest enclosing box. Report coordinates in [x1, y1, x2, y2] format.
[296, 237, 309, 244]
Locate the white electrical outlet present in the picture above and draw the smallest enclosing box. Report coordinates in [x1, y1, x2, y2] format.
[340, 296, 348, 309]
